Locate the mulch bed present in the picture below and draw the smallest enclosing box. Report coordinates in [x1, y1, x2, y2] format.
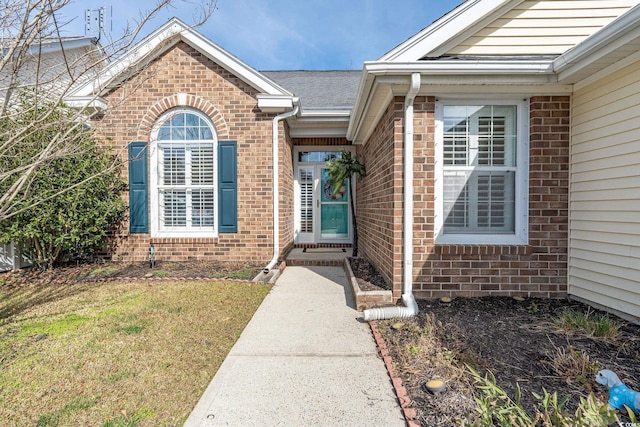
[347, 257, 640, 426]
[108, 260, 264, 279]
[348, 257, 392, 291]
[380, 296, 640, 426]
[0, 261, 266, 290]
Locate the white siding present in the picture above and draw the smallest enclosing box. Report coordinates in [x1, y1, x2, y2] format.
[570, 59, 640, 322]
[448, 0, 638, 56]
[0, 45, 100, 101]
[0, 243, 31, 272]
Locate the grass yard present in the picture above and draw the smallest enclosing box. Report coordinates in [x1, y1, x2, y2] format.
[0, 278, 271, 426]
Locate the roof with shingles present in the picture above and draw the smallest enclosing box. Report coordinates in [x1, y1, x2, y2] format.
[263, 70, 361, 109]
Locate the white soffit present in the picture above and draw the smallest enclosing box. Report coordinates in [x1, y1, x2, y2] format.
[288, 109, 351, 138]
[554, 4, 640, 85]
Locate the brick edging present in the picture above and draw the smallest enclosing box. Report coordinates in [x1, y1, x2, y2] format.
[80, 276, 257, 284]
[369, 321, 420, 427]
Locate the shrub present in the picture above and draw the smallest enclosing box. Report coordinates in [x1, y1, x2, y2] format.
[0, 95, 125, 269]
[555, 308, 622, 340]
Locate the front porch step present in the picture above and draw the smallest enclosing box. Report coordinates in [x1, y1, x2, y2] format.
[285, 247, 351, 267]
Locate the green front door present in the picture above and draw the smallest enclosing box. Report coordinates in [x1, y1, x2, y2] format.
[295, 150, 352, 244]
[319, 167, 349, 240]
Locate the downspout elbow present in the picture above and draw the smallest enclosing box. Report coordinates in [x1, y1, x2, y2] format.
[363, 293, 418, 321]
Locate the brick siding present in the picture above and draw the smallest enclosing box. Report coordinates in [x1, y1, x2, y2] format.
[356, 98, 405, 295]
[357, 95, 570, 300]
[94, 41, 286, 263]
[280, 123, 295, 259]
[292, 137, 350, 146]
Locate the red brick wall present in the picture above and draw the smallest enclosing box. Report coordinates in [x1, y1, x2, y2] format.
[356, 98, 405, 295]
[94, 42, 281, 263]
[280, 122, 295, 259]
[292, 137, 350, 146]
[357, 95, 570, 299]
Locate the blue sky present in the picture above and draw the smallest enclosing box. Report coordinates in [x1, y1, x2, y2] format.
[61, 0, 463, 70]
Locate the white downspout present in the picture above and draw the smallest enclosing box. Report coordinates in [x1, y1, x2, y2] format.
[364, 73, 421, 321]
[263, 101, 299, 274]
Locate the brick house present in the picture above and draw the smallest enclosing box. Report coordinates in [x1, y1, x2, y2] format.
[68, 0, 640, 321]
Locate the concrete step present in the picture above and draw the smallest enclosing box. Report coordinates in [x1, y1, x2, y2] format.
[285, 247, 350, 266]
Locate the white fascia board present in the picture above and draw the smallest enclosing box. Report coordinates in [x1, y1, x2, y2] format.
[379, 0, 523, 62]
[346, 66, 377, 140]
[418, 84, 572, 95]
[257, 94, 294, 113]
[298, 109, 351, 119]
[70, 18, 291, 98]
[63, 96, 107, 111]
[365, 60, 555, 76]
[553, 4, 640, 83]
[347, 76, 394, 144]
[69, 20, 186, 97]
[3, 38, 98, 64]
[23, 37, 97, 55]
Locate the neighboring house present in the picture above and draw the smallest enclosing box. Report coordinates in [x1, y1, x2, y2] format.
[0, 36, 100, 272]
[0, 243, 30, 272]
[66, 0, 640, 322]
[0, 36, 101, 102]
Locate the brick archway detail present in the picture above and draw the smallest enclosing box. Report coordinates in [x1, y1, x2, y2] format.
[137, 93, 229, 140]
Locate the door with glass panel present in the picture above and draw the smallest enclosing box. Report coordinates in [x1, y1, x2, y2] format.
[318, 167, 349, 240]
[296, 151, 351, 244]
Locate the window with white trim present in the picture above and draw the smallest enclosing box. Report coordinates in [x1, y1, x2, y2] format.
[150, 109, 217, 237]
[435, 101, 528, 244]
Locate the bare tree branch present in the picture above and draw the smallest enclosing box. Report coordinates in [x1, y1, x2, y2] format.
[0, 0, 216, 222]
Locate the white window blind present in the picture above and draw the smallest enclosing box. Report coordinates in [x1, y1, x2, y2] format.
[155, 110, 216, 233]
[299, 168, 313, 233]
[442, 105, 517, 234]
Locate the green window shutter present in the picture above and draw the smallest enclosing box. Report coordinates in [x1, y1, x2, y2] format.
[218, 140, 237, 233]
[128, 142, 149, 233]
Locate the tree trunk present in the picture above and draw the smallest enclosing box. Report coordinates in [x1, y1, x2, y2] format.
[349, 175, 358, 257]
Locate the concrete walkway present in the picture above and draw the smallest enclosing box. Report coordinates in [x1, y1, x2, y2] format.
[184, 266, 405, 427]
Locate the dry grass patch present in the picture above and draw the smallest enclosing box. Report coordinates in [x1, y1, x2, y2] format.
[0, 279, 271, 426]
[378, 314, 476, 426]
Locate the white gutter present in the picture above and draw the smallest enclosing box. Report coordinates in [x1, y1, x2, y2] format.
[364, 60, 555, 75]
[263, 100, 299, 274]
[363, 73, 421, 321]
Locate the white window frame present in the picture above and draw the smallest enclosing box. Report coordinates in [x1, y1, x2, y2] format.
[434, 98, 529, 245]
[149, 108, 218, 238]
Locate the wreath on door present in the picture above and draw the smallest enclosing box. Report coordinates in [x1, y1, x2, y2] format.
[324, 180, 346, 199]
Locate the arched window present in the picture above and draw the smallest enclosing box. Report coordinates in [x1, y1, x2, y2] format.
[150, 109, 217, 236]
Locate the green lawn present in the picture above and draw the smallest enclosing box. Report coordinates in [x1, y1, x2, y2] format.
[0, 279, 271, 426]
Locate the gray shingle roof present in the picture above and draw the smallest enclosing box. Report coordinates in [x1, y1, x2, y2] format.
[263, 70, 361, 109]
